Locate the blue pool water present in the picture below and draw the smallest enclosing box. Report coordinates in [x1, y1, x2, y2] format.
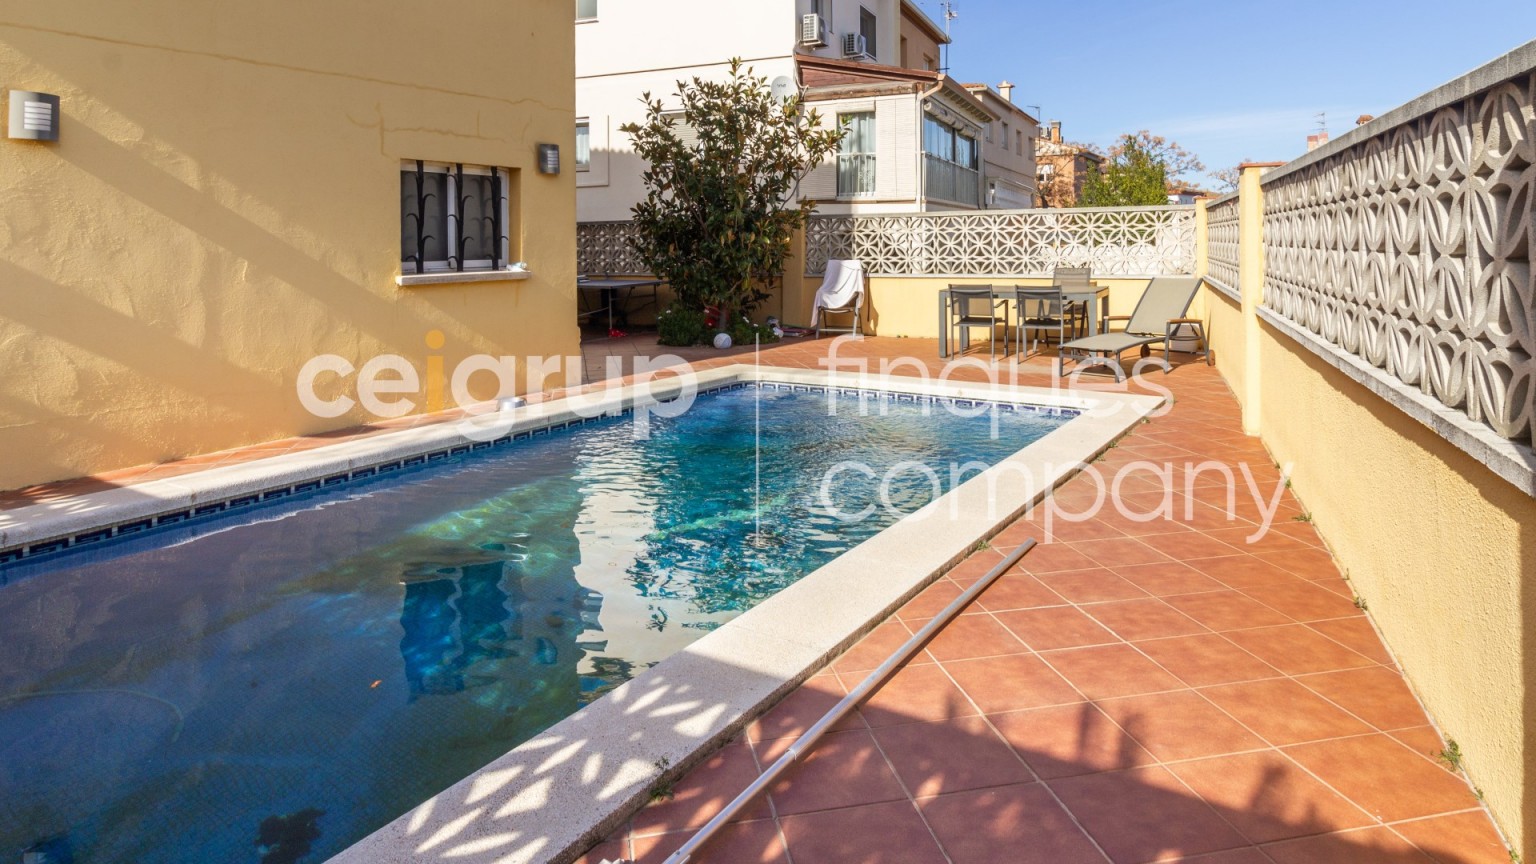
[0, 385, 1068, 863]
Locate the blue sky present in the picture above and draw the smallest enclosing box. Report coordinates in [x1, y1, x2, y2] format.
[918, 0, 1536, 188]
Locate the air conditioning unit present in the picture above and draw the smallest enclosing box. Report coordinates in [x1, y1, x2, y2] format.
[800, 13, 827, 46]
[842, 33, 869, 59]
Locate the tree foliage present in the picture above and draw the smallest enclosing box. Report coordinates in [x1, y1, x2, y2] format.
[1111, 130, 1204, 182]
[1211, 160, 1249, 193]
[1078, 134, 1170, 207]
[620, 60, 844, 326]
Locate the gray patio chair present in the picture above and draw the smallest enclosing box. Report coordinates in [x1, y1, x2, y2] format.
[1013, 285, 1068, 357]
[947, 284, 1008, 359]
[1052, 266, 1093, 336]
[1057, 276, 1210, 381]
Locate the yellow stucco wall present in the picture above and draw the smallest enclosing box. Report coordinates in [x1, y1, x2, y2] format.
[1252, 323, 1533, 857]
[0, 0, 580, 490]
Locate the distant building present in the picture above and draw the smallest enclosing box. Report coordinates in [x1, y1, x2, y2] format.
[1166, 186, 1212, 205]
[1307, 130, 1330, 152]
[1035, 121, 1103, 207]
[577, 0, 1017, 219]
[962, 81, 1039, 209]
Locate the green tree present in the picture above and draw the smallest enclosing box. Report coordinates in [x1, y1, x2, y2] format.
[620, 60, 844, 331]
[1078, 134, 1171, 207]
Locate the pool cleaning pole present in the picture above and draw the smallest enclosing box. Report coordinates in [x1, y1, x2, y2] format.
[660, 538, 1039, 864]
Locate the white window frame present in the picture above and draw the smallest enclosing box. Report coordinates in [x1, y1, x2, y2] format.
[836, 110, 877, 198]
[400, 161, 511, 273]
[575, 119, 591, 172]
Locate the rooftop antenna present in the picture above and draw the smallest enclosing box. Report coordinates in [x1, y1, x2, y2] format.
[1314, 111, 1327, 136]
[938, 0, 957, 74]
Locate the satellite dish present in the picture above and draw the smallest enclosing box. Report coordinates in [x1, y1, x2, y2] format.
[770, 76, 794, 103]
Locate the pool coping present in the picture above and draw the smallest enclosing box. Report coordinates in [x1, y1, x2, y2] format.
[0, 364, 1163, 863]
[318, 365, 1163, 864]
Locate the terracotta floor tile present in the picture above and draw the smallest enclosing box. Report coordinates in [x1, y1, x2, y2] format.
[1224, 625, 1375, 675]
[1252, 547, 1340, 579]
[1164, 590, 1295, 631]
[572, 837, 628, 864]
[918, 785, 1106, 864]
[1389, 726, 1449, 764]
[1134, 634, 1280, 687]
[1169, 751, 1373, 844]
[1295, 667, 1428, 732]
[1162, 850, 1272, 863]
[1071, 537, 1173, 568]
[630, 818, 788, 864]
[833, 621, 924, 676]
[1021, 543, 1104, 573]
[1046, 516, 1131, 543]
[1036, 567, 1150, 603]
[943, 652, 1083, 714]
[632, 740, 771, 836]
[896, 579, 967, 620]
[1242, 581, 1363, 623]
[1041, 644, 1183, 700]
[748, 675, 851, 742]
[1306, 616, 1395, 666]
[1139, 530, 1248, 562]
[971, 573, 1065, 611]
[945, 549, 1011, 585]
[778, 800, 948, 864]
[1260, 826, 1434, 863]
[1050, 765, 1249, 863]
[1283, 734, 1481, 823]
[872, 714, 1033, 797]
[1114, 561, 1227, 597]
[1097, 691, 1264, 762]
[1393, 811, 1514, 864]
[921, 613, 1029, 661]
[993, 606, 1119, 651]
[1083, 597, 1210, 641]
[860, 663, 979, 727]
[991, 702, 1156, 779]
[1185, 555, 1307, 590]
[759, 728, 907, 816]
[1200, 678, 1372, 746]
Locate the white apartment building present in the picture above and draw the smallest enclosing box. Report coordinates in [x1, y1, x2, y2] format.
[576, 0, 1028, 221]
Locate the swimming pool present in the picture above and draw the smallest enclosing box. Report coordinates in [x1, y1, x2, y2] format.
[0, 380, 1073, 863]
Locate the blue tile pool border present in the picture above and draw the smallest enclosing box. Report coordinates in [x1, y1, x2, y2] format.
[0, 381, 1078, 570]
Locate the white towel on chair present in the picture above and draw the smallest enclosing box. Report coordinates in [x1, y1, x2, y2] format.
[810, 260, 863, 326]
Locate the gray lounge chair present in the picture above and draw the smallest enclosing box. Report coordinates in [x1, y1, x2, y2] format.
[1057, 276, 1210, 382]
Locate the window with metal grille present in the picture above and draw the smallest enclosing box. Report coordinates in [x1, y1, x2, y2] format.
[400, 161, 511, 274]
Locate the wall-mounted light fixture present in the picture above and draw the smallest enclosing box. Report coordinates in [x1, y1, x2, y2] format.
[537, 143, 560, 175]
[9, 91, 59, 141]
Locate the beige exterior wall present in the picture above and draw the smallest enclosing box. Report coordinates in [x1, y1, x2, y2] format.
[898, 11, 942, 71]
[0, 0, 579, 491]
[1206, 167, 1531, 858]
[1251, 322, 1533, 858]
[967, 87, 1038, 210]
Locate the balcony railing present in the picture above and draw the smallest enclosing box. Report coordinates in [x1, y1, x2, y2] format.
[837, 153, 876, 197]
[924, 155, 979, 208]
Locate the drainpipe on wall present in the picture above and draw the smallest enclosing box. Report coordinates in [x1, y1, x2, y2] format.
[916, 77, 945, 211]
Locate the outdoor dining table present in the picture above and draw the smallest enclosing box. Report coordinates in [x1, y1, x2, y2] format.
[577, 275, 665, 333]
[938, 282, 1111, 358]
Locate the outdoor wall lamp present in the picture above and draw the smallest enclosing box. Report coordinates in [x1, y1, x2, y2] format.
[8, 91, 59, 141]
[537, 143, 560, 174]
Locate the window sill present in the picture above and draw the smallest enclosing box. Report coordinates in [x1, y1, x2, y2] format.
[396, 269, 531, 287]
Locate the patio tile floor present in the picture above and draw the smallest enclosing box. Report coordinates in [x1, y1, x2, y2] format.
[561, 335, 1507, 864]
[1, 332, 1510, 863]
